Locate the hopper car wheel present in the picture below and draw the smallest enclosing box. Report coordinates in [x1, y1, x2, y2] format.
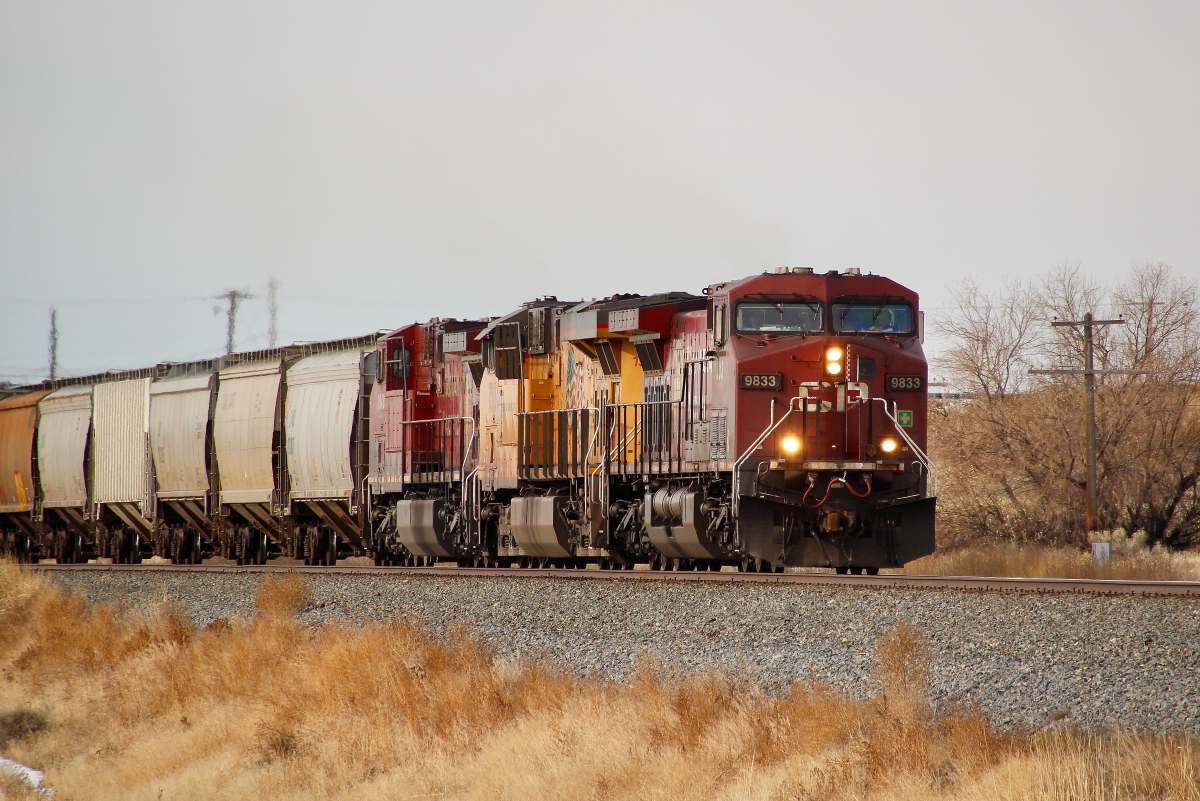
[304, 527, 321, 566]
[835, 567, 849, 575]
[56, 530, 79, 564]
[739, 557, 756, 573]
[115, 531, 129, 564]
[849, 567, 864, 575]
[865, 567, 879, 575]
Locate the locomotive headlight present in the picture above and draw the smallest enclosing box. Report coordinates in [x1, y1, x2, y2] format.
[879, 437, 899, 454]
[781, 435, 801, 454]
[825, 346, 844, 376]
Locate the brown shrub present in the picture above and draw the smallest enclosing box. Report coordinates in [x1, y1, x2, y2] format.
[0, 709, 48, 750]
[932, 262, 1200, 550]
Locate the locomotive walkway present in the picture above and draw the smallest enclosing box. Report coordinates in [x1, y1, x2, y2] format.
[34, 562, 1200, 597]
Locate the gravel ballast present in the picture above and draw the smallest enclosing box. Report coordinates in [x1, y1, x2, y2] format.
[40, 567, 1200, 735]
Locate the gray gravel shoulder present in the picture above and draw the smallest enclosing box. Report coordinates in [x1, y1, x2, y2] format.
[40, 568, 1200, 735]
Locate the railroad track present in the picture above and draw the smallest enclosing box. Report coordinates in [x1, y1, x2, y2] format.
[32, 563, 1200, 597]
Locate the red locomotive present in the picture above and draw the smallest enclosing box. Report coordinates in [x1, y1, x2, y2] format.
[366, 267, 934, 573]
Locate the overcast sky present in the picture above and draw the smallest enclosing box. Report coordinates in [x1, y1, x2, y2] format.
[2, 1, 1197, 383]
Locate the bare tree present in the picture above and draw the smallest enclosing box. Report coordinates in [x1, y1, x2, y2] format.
[931, 262, 1200, 549]
[936, 278, 1042, 400]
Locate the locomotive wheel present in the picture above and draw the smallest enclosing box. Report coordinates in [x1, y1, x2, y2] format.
[740, 557, 755, 573]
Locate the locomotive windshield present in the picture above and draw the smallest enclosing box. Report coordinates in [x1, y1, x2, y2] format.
[831, 302, 914, 334]
[735, 302, 823, 333]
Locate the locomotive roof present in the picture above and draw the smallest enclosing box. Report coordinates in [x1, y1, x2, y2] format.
[708, 270, 918, 303]
[473, 297, 583, 341]
[569, 291, 703, 313]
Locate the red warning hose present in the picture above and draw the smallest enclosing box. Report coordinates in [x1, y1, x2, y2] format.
[843, 474, 872, 498]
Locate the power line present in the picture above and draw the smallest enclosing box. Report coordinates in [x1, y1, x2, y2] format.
[0, 295, 210, 306]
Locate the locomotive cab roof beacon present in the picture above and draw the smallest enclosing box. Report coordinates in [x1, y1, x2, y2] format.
[0, 266, 933, 574]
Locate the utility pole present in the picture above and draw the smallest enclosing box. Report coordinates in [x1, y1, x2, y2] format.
[1030, 313, 1145, 535]
[267, 278, 279, 348]
[215, 289, 255, 355]
[48, 308, 58, 379]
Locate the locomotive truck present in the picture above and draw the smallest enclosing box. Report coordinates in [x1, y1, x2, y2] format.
[0, 268, 934, 572]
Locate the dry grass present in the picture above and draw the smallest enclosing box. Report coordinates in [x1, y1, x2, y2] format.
[1, 563, 1198, 800]
[899, 542, 1200, 581]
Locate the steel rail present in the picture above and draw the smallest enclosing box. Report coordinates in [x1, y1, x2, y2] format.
[29, 563, 1200, 597]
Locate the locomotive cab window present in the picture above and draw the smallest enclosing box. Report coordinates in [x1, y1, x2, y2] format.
[735, 302, 822, 333]
[831, 302, 914, 335]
